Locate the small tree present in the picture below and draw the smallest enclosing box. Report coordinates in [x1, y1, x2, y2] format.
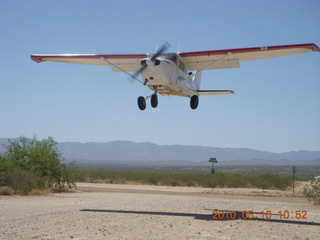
[0, 136, 77, 193]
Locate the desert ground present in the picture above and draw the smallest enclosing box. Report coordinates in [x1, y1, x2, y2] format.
[1, 183, 319, 240]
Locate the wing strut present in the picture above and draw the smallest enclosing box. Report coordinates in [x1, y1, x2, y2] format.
[175, 53, 229, 87]
[101, 58, 144, 84]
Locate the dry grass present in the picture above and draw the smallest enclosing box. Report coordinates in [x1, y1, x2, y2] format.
[0, 186, 77, 196]
[0, 186, 14, 196]
[208, 189, 293, 197]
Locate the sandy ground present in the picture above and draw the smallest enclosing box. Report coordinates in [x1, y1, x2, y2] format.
[1, 183, 319, 240]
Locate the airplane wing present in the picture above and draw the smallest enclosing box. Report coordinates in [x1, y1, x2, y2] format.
[179, 43, 319, 71]
[31, 53, 147, 72]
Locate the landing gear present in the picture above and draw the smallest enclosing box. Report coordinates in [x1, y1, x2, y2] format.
[190, 95, 199, 110]
[137, 93, 158, 110]
[137, 96, 146, 110]
[151, 94, 158, 108]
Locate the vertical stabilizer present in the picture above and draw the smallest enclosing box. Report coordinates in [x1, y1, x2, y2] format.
[193, 71, 202, 90]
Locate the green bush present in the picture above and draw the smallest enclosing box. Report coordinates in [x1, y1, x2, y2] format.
[0, 136, 77, 194]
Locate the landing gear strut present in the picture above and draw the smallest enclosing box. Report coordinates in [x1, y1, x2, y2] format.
[190, 95, 199, 110]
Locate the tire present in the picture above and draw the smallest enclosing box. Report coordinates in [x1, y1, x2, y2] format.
[137, 96, 146, 110]
[190, 95, 199, 110]
[151, 94, 158, 108]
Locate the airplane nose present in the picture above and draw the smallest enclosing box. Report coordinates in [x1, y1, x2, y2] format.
[146, 59, 154, 66]
[140, 58, 160, 67]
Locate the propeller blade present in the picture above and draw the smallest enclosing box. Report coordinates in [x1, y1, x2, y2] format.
[132, 42, 170, 80]
[132, 65, 146, 79]
[150, 42, 170, 61]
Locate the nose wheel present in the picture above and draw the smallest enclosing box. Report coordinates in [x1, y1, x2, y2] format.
[137, 93, 158, 110]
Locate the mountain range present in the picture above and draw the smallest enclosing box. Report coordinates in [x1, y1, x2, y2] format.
[1, 139, 319, 166]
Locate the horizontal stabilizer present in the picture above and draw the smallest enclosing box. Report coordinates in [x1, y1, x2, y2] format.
[197, 90, 234, 95]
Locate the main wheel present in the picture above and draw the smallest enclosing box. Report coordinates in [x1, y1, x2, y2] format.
[190, 95, 199, 110]
[151, 94, 158, 108]
[137, 96, 146, 110]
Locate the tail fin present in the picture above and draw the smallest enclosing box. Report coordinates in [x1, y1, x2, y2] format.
[193, 71, 202, 90]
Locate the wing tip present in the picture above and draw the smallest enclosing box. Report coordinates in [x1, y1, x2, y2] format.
[299, 43, 320, 52]
[31, 55, 43, 63]
[313, 44, 320, 52]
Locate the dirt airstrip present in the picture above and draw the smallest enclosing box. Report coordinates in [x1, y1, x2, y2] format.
[1, 183, 319, 239]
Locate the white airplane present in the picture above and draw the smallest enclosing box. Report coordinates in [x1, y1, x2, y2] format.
[31, 43, 319, 110]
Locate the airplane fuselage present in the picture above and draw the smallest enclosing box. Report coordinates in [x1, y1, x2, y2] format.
[141, 56, 198, 97]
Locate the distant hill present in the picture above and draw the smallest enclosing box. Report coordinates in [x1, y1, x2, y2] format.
[1, 138, 319, 166]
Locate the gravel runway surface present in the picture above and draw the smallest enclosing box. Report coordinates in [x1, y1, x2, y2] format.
[1, 183, 319, 240]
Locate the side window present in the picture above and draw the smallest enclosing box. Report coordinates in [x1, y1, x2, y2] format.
[178, 59, 186, 72]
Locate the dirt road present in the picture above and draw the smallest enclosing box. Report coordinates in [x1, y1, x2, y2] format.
[1, 183, 319, 239]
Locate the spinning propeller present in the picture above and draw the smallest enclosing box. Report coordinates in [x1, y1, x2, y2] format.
[131, 43, 170, 83]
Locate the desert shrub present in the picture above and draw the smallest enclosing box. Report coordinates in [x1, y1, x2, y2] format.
[303, 178, 320, 205]
[211, 171, 226, 187]
[272, 175, 292, 190]
[254, 173, 273, 189]
[253, 173, 292, 190]
[224, 172, 247, 188]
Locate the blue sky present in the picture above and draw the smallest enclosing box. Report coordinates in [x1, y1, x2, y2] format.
[1, 0, 319, 153]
